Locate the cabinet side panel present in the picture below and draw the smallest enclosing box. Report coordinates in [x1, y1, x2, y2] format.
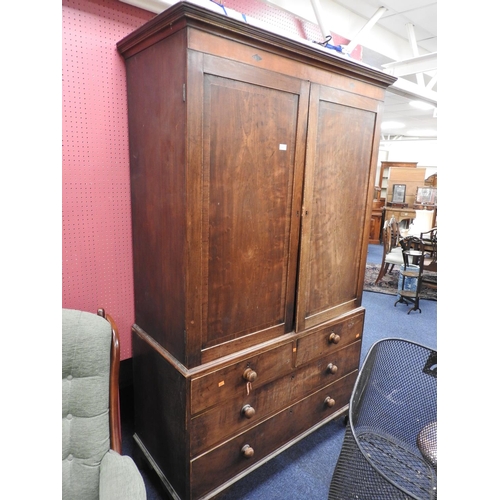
[132, 330, 189, 499]
[125, 30, 187, 360]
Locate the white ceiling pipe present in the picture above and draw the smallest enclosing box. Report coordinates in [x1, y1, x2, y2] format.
[382, 52, 437, 77]
[309, 0, 332, 41]
[343, 6, 387, 54]
[405, 23, 425, 87]
[426, 72, 438, 90]
[389, 76, 437, 106]
[119, 0, 173, 14]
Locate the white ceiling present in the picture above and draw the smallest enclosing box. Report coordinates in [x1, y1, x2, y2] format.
[264, 0, 437, 141]
[334, 0, 436, 53]
[120, 0, 438, 141]
[331, 0, 437, 141]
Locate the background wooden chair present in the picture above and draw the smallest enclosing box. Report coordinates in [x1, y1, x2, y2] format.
[420, 228, 437, 290]
[395, 236, 426, 313]
[420, 227, 437, 273]
[374, 220, 404, 284]
[390, 216, 401, 248]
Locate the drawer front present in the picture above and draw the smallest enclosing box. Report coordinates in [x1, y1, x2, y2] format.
[400, 210, 416, 219]
[190, 371, 357, 499]
[289, 340, 361, 402]
[295, 309, 364, 366]
[191, 369, 291, 456]
[190, 341, 360, 456]
[191, 342, 294, 415]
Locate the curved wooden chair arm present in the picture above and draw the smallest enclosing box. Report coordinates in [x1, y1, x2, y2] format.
[98, 308, 122, 454]
[420, 227, 437, 239]
[419, 227, 437, 270]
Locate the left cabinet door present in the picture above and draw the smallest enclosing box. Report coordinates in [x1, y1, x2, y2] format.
[186, 53, 310, 365]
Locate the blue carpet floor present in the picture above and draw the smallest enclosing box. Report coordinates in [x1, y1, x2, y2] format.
[122, 244, 437, 499]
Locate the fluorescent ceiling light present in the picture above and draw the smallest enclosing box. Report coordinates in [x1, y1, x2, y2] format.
[409, 100, 436, 111]
[406, 129, 437, 137]
[381, 121, 405, 130]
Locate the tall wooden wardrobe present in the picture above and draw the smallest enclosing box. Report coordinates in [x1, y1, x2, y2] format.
[117, 3, 396, 499]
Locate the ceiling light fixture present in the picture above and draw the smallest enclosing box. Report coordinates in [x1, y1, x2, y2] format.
[406, 129, 437, 137]
[381, 121, 405, 130]
[409, 100, 436, 111]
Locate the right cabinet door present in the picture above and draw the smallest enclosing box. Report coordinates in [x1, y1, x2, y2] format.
[296, 83, 381, 331]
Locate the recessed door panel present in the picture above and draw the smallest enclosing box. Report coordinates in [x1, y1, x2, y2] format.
[297, 84, 378, 330]
[201, 72, 307, 353]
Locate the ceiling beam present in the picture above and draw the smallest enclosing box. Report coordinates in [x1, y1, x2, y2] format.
[405, 23, 425, 86]
[310, 0, 332, 41]
[119, 0, 172, 13]
[343, 6, 387, 55]
[388, 76, 437, 106]
[382, 52, 437, 77]
[426, 72, 438, 90]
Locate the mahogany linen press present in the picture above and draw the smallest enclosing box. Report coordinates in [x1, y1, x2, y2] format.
[117, 3, 396, 498]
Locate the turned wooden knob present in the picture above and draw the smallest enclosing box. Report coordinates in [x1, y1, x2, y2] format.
[327, 363, 338, 374]
[328, 332, 340, 344]
[241, 404, 256, 419]
[241, 444, 254, 458]
[243, 368, 257, 382]
[324, 396, 335, 408]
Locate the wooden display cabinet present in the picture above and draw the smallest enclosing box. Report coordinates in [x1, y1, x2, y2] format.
[378, 161, 418, 201]
[382, 165, 427, 227]
[117, 3, 396, 499]
[386, 166, 426, 207]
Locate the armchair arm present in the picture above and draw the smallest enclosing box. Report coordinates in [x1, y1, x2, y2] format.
[97, 308, 122, 453]
[420, 227, 437, 240]
[99, 450, 146, 500]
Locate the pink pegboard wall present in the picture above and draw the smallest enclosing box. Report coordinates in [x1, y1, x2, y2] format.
[62, 0, 153, 359]
[62, 0, 362, 360]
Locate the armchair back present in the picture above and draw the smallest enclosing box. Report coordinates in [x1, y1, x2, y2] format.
[62, 309, 116, 500]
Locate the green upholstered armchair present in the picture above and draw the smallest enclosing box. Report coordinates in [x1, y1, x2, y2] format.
[62, 308, 146, 500]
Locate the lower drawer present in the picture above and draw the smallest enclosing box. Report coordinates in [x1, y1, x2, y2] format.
[190, 370, 358, 499]
[190, 340, 361, 456]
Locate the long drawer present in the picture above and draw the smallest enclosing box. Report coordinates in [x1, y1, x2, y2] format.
[190, 370, 357, 499]
[190, 341, 361, 456]
[295, 309, 364, 366]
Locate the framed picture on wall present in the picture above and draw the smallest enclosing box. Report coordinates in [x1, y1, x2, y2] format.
[416, 187, 437, 205]
[392, 184, 406, 203]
